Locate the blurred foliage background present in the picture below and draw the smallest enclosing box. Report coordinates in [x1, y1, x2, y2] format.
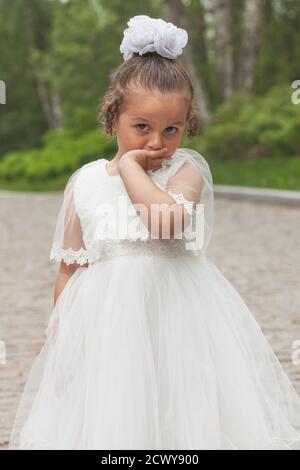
[0, 0, 299, 191]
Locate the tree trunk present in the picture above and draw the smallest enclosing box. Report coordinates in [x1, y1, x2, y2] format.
[211, 0, 234, 100]
[236, 0, 264, 92]
[89, 0, 108, 28]
[162, 0, 211, 130]
[51, 90, 64, 131]
[188, 0, 209, 66]
[23, 1, 63, 130]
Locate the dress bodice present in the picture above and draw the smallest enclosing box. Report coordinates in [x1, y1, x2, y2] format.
[50, 148, 214, 265]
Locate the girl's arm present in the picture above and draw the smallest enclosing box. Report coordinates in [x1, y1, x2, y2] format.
[118, 157, 191, 239]
[53, 260, 88, 306]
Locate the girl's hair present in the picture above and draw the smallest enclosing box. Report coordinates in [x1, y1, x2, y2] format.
[98, 52, 200, 139]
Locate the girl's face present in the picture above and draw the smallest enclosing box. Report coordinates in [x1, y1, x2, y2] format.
[112, 85, 190, 159]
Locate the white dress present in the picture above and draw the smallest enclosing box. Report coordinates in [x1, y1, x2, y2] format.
[8, 148, 300, 450]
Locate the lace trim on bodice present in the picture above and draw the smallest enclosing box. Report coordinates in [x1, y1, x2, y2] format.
[94, 238, 204, 262]
[50, 238, 204, 266]
[50, 190, 198, 266]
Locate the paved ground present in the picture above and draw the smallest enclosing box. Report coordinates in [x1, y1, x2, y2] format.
[0, 190, 300, 448]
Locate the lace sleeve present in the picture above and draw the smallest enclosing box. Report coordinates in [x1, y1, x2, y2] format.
[160, 148, 215, 253]
[166, 191, 195, 216]
[164, 148, 214, 251]
[49, 168, 89, 266]
[166, 159, 203, 218]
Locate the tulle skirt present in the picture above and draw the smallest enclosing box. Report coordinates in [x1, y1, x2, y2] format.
[8, 253, 300, 450]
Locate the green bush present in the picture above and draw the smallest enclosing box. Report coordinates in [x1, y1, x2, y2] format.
[192, 85, 300, 161]
[0, 128, 117, 187]
[1, 84, 300, 190]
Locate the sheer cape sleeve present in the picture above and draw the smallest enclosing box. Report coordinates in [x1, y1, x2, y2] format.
[155, 148, 214, 253]
[49, 167, 89, 266]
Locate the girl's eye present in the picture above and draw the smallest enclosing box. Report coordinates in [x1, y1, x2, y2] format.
[135, 124, 178, 134]
[136, 124, 149, 132]
[166, 127, 178, 134]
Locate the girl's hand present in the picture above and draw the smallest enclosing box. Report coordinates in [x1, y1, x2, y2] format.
[118, 147, 172, 173]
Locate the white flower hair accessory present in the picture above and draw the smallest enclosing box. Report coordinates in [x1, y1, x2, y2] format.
[120, 15, 188, 61]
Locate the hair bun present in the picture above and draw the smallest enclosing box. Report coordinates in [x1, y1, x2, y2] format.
[120, 15, 188, 61]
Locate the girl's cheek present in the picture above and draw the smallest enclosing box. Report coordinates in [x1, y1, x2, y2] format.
[129, 136, 147, 147]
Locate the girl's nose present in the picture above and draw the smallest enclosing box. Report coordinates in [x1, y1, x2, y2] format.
[148, 146, 165, 152]
[147, 136, 164, 150]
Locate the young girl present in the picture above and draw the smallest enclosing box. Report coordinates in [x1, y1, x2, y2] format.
[9, 15, 300, 450]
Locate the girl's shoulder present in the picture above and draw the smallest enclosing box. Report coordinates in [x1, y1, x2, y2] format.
[63, 158, 101, 184]
[171, 148, 211, 171]
[68, 158, 103, 190]
[61, 159, 104, 211]
[173, 148, 213, 185]
[77, 158, 103, 178]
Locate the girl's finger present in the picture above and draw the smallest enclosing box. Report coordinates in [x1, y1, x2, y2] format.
[146, 147, 168, 156]
[150, 158, 167, 164]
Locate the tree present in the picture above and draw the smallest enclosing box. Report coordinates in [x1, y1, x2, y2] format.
[23, 0, 63, 130]
[211, 0, 234, 100]
[162, 0, 211, 129]
[237, 0, 264, 91]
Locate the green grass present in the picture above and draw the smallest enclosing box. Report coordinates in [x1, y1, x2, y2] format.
[0, 156, 300, 192]
[206, 156, 300, 191]
[0, 176, 69, 192]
